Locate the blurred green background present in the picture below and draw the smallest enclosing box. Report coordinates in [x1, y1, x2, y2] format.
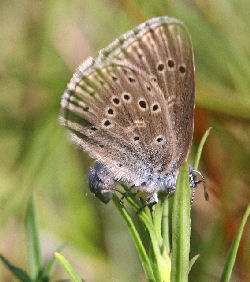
[0, 0, 249, 281]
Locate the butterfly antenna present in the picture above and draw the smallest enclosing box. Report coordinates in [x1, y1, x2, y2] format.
[192, 169, 209, 201]
[191, 186, 196, 205]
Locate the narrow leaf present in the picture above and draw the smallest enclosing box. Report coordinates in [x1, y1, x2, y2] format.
[41, 245, 66, 281]
[189, 254, 200, 272]
[0, 254, 32, 282]
[220, 204, 250, 282]
[161, 197, 171, 254]
[137, 204, 171, 282]
[25, 195, 42, 280]
[113, 196, 155, 282]
[193, 127, 212, 170]
[153, 202, 163, 240]
[54, 252, 82, 282]
[171, 162, 191, 282]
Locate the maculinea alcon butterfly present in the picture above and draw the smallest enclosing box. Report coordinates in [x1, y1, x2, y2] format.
[60, 16, 207, 206]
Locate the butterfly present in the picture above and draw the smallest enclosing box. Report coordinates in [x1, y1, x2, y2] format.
[60, 16, 206, 205]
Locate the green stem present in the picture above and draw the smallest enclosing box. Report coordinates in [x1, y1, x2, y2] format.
[113, 196, 155, 282]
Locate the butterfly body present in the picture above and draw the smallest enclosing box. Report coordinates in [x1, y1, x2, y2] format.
[88, 161, 188, 204]
[60, 16, 197, 204]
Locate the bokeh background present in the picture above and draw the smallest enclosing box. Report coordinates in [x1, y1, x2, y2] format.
[0, 0, 249, 281]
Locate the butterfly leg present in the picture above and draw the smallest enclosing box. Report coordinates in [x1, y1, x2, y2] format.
[88, 161, 115, 204]
[120, 185, 136, 204]
[136, 193, 158, 214]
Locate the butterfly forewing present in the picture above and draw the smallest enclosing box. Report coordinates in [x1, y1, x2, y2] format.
[60, 16, 195, 184]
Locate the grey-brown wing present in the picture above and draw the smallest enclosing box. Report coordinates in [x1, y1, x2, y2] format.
[111, 17, 195, 173]
[60, 16, 195, 184]
[60, 59, 170, 185]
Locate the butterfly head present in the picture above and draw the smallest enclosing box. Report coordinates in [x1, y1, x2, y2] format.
[88, 162, 115, 204]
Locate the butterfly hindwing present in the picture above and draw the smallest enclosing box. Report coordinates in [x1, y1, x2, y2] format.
[60, 16, 195, 184]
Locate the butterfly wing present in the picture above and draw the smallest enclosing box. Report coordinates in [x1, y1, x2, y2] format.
[60, 16, 195, 185]
[112, 17, 195, 173]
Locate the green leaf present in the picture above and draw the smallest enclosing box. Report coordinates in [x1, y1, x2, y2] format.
[0, 254, 32, 282]
[171, 162, 191, 282]
[153, 201, 163, 240]
[193, 127, 212, 170]
[161, 197, 171, 254]
[189, 254, 200, 272]
[25, 195, 42, 280]
[54, 252, 83, 282]
[113, 195, 155, 282]
[220, 204, 250, 282]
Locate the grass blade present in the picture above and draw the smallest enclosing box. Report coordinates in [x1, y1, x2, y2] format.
[41, 245, 66, 281]
[0, 254, 32, 282]
[54, 252, 82, 282]
[171, 162, 191, 282]
[138, 206, 171, 282]
[25, 195, 42, 280]
[113, 196, 155, 282]
[153, 202, 163, 240]
[137, 205, 171, 282]
[161, 197, 171, 254]
[220, 204, 250, 282]
[193, 127, 212, 170]
[119, 192, 171, 282]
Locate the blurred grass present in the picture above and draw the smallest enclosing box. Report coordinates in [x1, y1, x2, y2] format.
[0, 0, 249, 281]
